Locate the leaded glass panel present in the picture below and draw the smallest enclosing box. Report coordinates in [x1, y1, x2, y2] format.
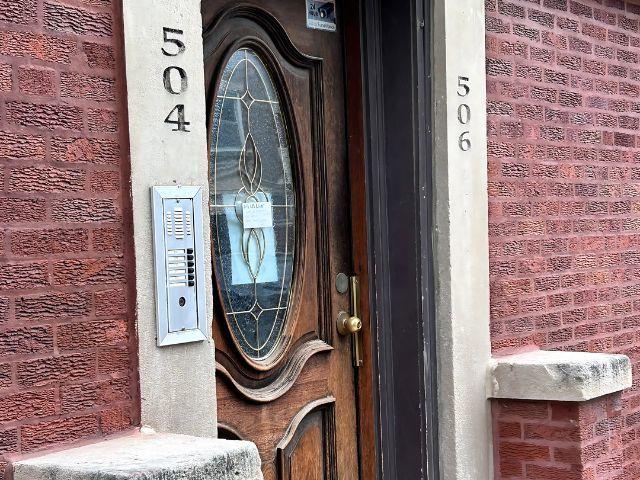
[210, 48, 296, 362]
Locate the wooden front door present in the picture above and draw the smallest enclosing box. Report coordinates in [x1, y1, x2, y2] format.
[202, 1, 364, 478]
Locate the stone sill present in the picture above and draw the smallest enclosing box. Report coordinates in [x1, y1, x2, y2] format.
[488, 350, 632, 402]
[11, 430, 264, 480]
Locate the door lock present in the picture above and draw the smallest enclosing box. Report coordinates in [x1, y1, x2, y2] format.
[337, 311, 362, 335]
[337, 276, 363, 367]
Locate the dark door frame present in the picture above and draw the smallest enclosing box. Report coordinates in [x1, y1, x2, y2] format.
[345, 0, 440, 478]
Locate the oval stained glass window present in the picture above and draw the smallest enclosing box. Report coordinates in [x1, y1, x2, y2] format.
[209, 48, 296, 362]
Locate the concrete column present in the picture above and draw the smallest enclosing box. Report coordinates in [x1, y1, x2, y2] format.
[121, 0, 217, 436]
[432, 0, 493, 478]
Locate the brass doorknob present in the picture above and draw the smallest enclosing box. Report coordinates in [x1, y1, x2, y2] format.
[337, 311, 362, 336]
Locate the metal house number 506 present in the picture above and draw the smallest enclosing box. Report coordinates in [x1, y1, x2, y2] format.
[162, 27, 191, 132]
[456, 76, 471, 152]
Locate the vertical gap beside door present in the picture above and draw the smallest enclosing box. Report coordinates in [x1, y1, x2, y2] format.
[360, 0, 440, 478]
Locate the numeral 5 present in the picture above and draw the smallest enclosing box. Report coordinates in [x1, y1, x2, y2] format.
[457, 76, 470, 97]
[162, 27, 185, 57]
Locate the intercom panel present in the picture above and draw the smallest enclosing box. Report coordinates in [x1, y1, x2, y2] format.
[151, 186, 207, 346]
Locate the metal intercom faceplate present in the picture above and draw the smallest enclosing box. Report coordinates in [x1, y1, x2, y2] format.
[152, 186, 207, 346]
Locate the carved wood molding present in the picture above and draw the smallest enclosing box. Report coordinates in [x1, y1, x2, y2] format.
[216, 340, 333, 403]
[276, 396, 338, 479]
[276, 395, 335, 450]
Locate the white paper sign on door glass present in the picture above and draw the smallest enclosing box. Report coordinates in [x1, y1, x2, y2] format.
[222, 195, 278, 285]
[242, 201, 274, 229]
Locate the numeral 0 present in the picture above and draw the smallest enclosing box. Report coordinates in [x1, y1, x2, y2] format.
[164, 66, 188, 95]
[457, 103, 470, 125]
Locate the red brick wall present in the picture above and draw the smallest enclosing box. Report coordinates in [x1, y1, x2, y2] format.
[0, 0, 138, 474]
[486, 0, 640, 477]
[493, 394, 624, 479]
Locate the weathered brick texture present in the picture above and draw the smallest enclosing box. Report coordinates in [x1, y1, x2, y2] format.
[488, 0, 640, 478]
[493, 395, 624, 479]
[0, 0, 136, 475]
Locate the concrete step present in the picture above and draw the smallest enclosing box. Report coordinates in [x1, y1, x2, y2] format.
[12, 431, 263, 480]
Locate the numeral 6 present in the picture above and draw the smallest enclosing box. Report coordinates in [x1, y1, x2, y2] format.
[458, 131, 471, 152]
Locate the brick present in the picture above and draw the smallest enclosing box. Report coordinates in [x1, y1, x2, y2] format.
[44, 2, 112, 37]
[498, 0, 525, 18]
[0, 364, 11, 389]
[9, 166, 86, 193]
[0, 31, 77, 64]
[60, 72, 115, 102]
[618, 48, 639, 63]
[524, 423, 581, 441]
[529, 9, 554, 28]
[620, 14, 639, 32]
[87, 108, 118, 132]
[17, 353, 95, 387]
[92, 227, 123, 252]
[570, 1, 592, 17]
[544, 0, 567, 10]
[0, 428, 18, 455]
[499, 441, 550, 461]
[17, 66, 56, 97]
[526, 465, 581, 480]
[15, 291, 91, 321]
[0, 389, 56, 423]
[487, 59, 513, 77]
[0, 63, 11, 92]
[51, 198, 119, 223]
[99, 408, 131, 434]
[0, 131, 46, 161]
[0, 325, 54, 357]
[53, 258, 125, 286]
[0, 0, 37, 25]
[82, 42, 115, 69]
[20, 415, 98, 452]
[497, 400, 549, 419]
[77, 0, 112, 6]
[94, 288, 126, 317]
[97, 346, 129, 375]
[6, 102, 83, 131]
[51, 137, 120, 165]
[90, 170, 120, 192]
[60, 378, 130, 413]
[11, 228, 89, 256]
[487, 16, 511, 34]
[57, 319, 128, 350]
[514, 24, 540, 41]
[0, 262, 49, 290]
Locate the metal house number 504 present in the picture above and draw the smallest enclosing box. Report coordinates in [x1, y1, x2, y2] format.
[457, 76, 471, 152]
[162, 27, 190, 132]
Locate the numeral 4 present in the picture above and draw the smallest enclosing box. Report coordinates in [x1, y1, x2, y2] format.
[165, 105, 191, 132]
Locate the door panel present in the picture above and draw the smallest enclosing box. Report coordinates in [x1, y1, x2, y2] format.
[203, 1, 359, 478]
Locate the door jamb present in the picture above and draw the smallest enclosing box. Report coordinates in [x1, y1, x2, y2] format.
[343, 0, 440, 478]
[343, 1, 379, 479]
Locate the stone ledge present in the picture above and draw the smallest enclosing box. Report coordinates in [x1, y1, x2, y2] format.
[12, 431, 263, 480]
[488, 350, 632, 402]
